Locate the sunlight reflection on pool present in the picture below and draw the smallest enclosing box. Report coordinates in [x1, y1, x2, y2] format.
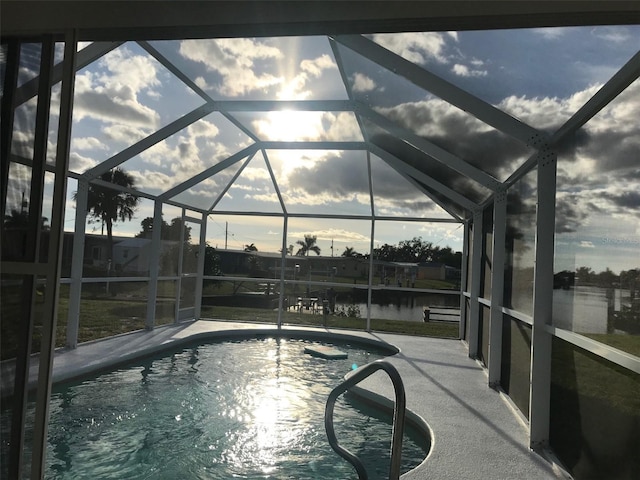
[42, 337, 429, 479]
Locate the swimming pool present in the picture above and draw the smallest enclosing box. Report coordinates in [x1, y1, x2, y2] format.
[44, 337, 429, 479]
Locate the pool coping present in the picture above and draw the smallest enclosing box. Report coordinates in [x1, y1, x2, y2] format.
[47, 321, 401, 385]
[16, 320, 569, 479]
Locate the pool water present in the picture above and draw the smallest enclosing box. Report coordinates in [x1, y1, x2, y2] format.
[44, 337, 429, 479]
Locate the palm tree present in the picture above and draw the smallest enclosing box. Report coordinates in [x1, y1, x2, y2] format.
[296, 234, 321, 256]
[76, 168, 139, 263]
[244, 243, 258, 252]
[341, 246, 360, 258]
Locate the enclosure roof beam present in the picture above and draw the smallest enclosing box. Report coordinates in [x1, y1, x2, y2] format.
[357, 104, 501, 192]
[551, 50, 640, 145]
[159, 143, 259, 200]
[260, 141, 367, 150]
[369, 144, 478, 212]
[215, 100, 355, 112]
[3, 1, 639, 39]
[335, 34, 549, 149]
[262, 149, 288, 216]
[14, 41, 124, 107]
[82, 103, 216, 180]
[209, 153, 257, 212]
[207, 210, 461, 223]
[503, 50, 640, 190]
[395, 173, 464, 222]
[138, 40, 214, 103]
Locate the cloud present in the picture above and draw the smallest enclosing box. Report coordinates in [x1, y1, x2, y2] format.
[69, 151, 98, 172]
[601, 190, 640, 211]
[10, 130, 35, 160]
[324, 112, 364, 141]
[371, 32, 450, 64]
[74, 82, 159, 127]
[275, 150, 451, 218]
[237, 165, 271, 183]
[179, 39, 283, 97]
[130, 169, 175, 192]
[252, 111, 361, 142]
[498, 83, 604, 133]
[373, 98, 528, 181]
[446, 32, 459, 41]
[72, 136, 109, 152]
[102, 124, 150, 144]
[287, 154, 369, 199]
[277, 54, 339, 100]
[300, 54, 336, 78]
[289, 228, 369, 245]
[73, 47, 161, 129]
[532, 27, 569, 40]
[351, 73, 376, 93]
[361, 76, 639, 229]
[100, 47, 160, 95]
[451, 64, 487, 78]
[591, 26, 635, 44]
[130, 118, 232, 193]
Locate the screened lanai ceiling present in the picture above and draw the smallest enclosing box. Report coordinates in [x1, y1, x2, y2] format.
[9, 25, 640, 253]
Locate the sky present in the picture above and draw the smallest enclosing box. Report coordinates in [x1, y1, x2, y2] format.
[7, 25, 640, 273]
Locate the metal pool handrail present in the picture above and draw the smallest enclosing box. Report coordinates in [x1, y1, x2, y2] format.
[324, 360, 407, 480]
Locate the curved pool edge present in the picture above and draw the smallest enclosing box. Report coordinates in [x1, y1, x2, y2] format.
[346, 383, 435, 478]
[31, 321, 563, 480]
[49, 321, 401, 387]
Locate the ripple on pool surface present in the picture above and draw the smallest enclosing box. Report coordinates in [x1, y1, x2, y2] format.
[44, 337, 429, 479]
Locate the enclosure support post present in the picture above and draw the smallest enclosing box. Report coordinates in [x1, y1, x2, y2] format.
[529, 151, 557, 449]
[366, 219, 376, 332]
[468, 211, 483, 358]
[459, 221, 470, 340]
[0, 40, 19, 222]
[67, 183, 87, 349]
[277, 215, 289, 329]
[145, 200, 162, 329]
[194, 212, 207, 320]
[32, 32, 76, 480]
[488, 190, 507, 386]
[7, 35, 54, 480]
[174, 209, 185, 322]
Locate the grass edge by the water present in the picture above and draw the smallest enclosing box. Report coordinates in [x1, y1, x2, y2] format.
[199, 305, 460, 338]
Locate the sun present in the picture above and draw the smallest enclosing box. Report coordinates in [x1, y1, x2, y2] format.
[257, 109, 324, 141]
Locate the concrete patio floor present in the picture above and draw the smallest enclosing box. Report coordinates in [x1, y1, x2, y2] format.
[46, 320, 568, 479]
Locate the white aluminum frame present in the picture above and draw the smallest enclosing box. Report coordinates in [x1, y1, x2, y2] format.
[2, 21, 638, 479]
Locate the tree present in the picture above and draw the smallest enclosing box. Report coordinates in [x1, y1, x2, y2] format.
[166, 217, 191, 242]
[575, 266, 594, 285]
[595, 268, 618, 288]
[136, 217, 155, 238]
[204, 244, 222, 276]
[341, 246, 360, 258]
[136, 216, 191, 242]
[371, 237, 461, 268]
[243, 243, 262, 274]
[3, 209, 49, 230]
[78, 168, 139, 262]
[244, 243, 258, 252]
[296, 234, 321, 256]
[432, 246, 462, 269]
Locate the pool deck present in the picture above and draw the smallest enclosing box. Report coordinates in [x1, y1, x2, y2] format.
[45, 320, 569, 479]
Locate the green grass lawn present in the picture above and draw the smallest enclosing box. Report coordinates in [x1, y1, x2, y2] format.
[584, 333, 640, 357]
[199, 305, 459, 338]
[1, 293, 457, 361]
